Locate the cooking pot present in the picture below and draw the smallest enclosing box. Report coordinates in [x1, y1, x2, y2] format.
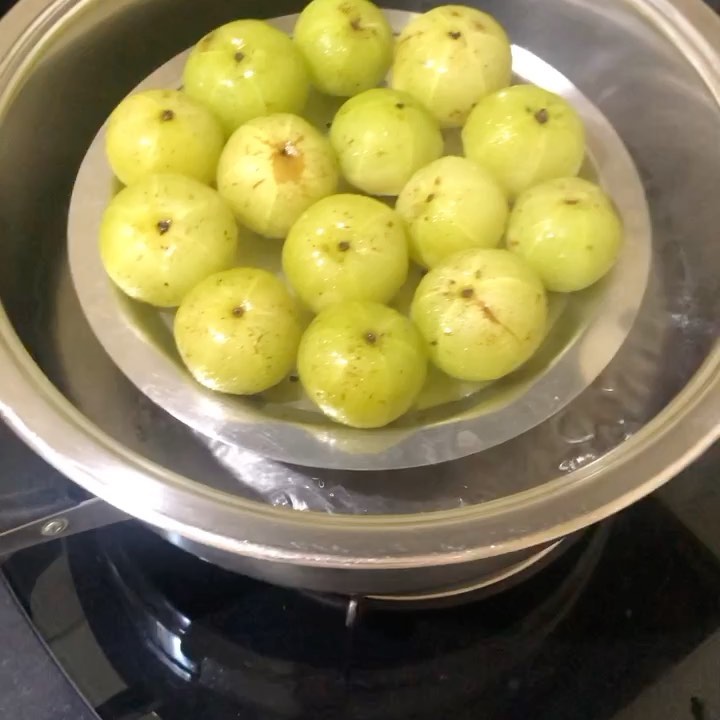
[0, 0, 718, 596]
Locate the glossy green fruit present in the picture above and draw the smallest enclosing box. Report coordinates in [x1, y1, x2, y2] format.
[282, 194, 409, 312]
[100, 175, 238, 307]
[183, 20, 310, 135]
[507, 177, 623, 292]
[217, 113, 339, 239]
[174, 268, 302, 395]
[294, 0, 393, 97]
[105, 90, 225, 187]
[329, 88, 444, 196]
[298, 301, 427, 428]
[411, 248, 547, 381]
[391, 5, 512, 128]
[395, 156, 509, 268]
[462, 85, 586, 199]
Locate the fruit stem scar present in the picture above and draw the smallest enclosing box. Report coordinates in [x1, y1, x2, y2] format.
[160, 109, 175, 122]
[364, 331, 378, 345]
[534, 108, 550, 124]
[281, 141, 300, 158]
[234, 51, 245, 62]
[338, 240, 351, 252]
[448, 30, 462, 39]
[232, 306, 246, 318]
[273, 140, 305, 182]
[460, 287, 474, 298]
[350, 17, 363, 30]
[156, 219, 172, 234]
[396, 102, 405, 109]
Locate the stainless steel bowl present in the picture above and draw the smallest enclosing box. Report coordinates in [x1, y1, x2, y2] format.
[67, 12, 652, 470]
[0, 0, 718, 595]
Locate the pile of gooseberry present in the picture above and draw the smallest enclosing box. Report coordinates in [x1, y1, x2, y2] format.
[99, 0, 623, 429]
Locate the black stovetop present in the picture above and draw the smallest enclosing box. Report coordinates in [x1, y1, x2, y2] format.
[2, 443, 720, 720]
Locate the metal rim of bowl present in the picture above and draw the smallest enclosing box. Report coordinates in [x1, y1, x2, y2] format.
[66, 19, 652, 471]
[0, 0, 719, 569]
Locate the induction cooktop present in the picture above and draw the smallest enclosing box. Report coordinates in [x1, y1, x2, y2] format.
[1, 442, 720, 720]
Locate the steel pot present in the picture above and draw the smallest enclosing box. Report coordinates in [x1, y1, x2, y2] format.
[0, 0, 718, 596]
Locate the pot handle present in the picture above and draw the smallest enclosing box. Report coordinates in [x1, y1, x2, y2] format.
[0, 420, 128, 557]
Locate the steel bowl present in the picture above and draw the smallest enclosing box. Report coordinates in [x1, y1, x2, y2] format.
[67, 11, 652, 470]
[0, 0, 718, 595]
